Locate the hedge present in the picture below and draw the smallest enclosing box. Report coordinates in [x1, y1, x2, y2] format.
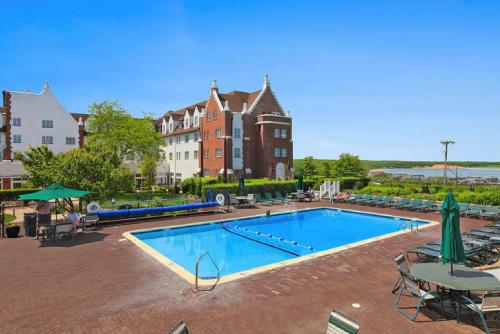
[0, 188, 38, 202]
[181, 177, 219, 197]
[201, 179, 315, 200]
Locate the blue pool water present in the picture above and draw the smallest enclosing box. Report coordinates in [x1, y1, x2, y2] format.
[132, 208, 428, 278]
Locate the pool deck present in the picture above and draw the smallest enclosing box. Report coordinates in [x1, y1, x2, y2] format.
[0, 201, 498, 333]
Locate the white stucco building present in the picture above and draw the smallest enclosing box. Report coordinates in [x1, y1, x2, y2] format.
[160, 103, 204, 185]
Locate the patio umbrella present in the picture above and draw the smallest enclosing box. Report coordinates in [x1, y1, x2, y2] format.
[238, 175, 245, 194]
[440, 191, 465, 275]
[19, 183, 89, 201]
[296, 174, 304, 191]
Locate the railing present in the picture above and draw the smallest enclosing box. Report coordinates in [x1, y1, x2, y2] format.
[195, 251, 220, 291]
[397, 219, 419, 232]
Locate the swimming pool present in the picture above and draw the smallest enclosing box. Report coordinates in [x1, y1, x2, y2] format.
[125, 208, 435, 285]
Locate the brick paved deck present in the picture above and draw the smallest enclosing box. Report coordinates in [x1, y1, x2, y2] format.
[0, 202, 497, 333]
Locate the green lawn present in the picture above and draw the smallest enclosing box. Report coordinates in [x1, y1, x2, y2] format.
[99, 193, 188, 209]
[4, 214, 16, 224]
[293, 159, 500, 170]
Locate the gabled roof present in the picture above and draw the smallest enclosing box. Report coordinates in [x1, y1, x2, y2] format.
[70, 113, 90, 123]
[163, 101, 206, 119]
[218, 90, 261, 112]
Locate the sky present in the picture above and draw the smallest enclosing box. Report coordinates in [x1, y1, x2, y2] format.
[1, 1, 499, 161]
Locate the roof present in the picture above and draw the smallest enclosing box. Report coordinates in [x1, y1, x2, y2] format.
[0, 161, 26, 177]
[160, 126, 200, 137]
[218, 90, 261, 112]
[163, 101, 206, 119]
[70, 113, 90, 123]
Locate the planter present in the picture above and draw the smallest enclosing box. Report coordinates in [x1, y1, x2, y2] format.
[6, 226, 20, 238]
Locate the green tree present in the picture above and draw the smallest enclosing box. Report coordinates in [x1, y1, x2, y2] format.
[15, 145, 58, 187]
[332, 153, 367, 178]
[320, 161, 332, 178]
[140, 155, 157, 191]
[302, 156, 318, 177]
[86, 101, 163, 160]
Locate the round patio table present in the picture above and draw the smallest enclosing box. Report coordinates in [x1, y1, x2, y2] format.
[410, 263, 500, 291]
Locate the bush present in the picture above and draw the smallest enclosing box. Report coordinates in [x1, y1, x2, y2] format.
[0, 188, 38, 202]
[182, 177, 218, 197]
[202, 179, 298, 200]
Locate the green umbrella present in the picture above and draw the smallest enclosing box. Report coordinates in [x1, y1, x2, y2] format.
[296, 175, 304, 191]
[440, 191, 465, 275]
[19, 183, 89, 201]
[238, 175, 245, 193]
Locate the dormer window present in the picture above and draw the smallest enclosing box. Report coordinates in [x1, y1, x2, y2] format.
[169, 123, 173, 132]
[194, 116, 198, 126]
[185, 118, 189, 128]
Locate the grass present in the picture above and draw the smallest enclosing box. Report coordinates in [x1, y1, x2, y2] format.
[4, 214, 16, 224]
[99, 193, 188, 209]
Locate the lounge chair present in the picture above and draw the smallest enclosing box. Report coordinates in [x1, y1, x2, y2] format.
[414, 200, 436, 212]
[458, 203, 470, 216]
[393, 198, 410, 209]
[375, 196, 393, 207]
[457, 293, 500, 334]
[467, 205, 485, 218]
[264, 192, 282, 204]
[395, 275, 442, 321]
[354, 195, 371, 205]
[82, 213, 99, 231]
[401, 199, 422, 210]
[344, 194, 362, 204]
[325, 310, 360, 334]
[365, 195, 382, 206]
[168, 321, 189, 334]
[481, 207, 500, 220]
[255, 193, 272, 206]
[54, 221, 75, 242]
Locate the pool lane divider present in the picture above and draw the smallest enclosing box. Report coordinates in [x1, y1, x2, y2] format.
[222, 223, 315, 257]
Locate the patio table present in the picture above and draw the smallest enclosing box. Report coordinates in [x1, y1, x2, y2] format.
[410, 263, 500, 291]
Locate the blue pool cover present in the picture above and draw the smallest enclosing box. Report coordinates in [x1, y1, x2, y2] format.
[132, 208, 428, 278]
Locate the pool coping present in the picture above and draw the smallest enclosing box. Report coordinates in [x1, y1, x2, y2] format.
[122, 207, 439, 286]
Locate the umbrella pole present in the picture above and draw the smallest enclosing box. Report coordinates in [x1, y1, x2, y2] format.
[450, 262, 454, 275]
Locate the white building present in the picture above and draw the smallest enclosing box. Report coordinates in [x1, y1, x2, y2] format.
[1, 82, 85, 160]
[160, 103, 204, 185]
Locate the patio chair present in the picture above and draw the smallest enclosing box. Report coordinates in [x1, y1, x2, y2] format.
[375, 196, 393, 208]
[459, 203, 470, 216]
[36, 213, 52, 240]
[401, 199, 422, 210]
[255, 193, 272, 206]
[54, 221, 75, 242]
[481, 207, 500, 220]
[344, 194, 361, 204]
[356, 195, 372, 205]
[457, 292, 500, 334]
[395, 276, 442, 321]
[415, 200, 436, 212]
[82, 213, 99, 231]
[246, 194, 256, 208]
[264, 192, 282, 204]
[325, 310, 359, 334]
[229, 194, 239, 208]
[467, 205, 486, 218]
[274, 191, 289, 203]
[393, 198, 410, 209]
[365, 195, 382, 206]
[168, 321, 189, 334]
[392, 253, 431, 294]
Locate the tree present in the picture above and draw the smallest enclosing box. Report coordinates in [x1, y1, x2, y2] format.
[320, 161, 332, 178]
[331, 153, 367, 178]
[302, 156, 318, 177]
[15, 145, 58, 187]
[86, 101, 163, 160]
[140, 155, 157, 191]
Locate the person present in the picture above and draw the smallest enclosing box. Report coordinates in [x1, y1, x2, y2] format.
[64, 208, 81, 227]
[35, 200, 52, 240]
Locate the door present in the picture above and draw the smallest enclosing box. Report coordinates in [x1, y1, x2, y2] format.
[275, 162, 286, 180]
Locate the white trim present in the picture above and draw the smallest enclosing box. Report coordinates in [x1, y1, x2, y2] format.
[254, 121, 291, 126]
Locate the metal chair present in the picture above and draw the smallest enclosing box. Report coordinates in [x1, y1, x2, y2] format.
[168, 321, 188, 334]
[82, 213, 99, 231]
[325, 310, 359, 334]
[395, 275, 442, 321]
[457, 292, 500, 334]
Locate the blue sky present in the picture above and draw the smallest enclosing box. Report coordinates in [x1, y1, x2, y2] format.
[1, 1, 499, 161]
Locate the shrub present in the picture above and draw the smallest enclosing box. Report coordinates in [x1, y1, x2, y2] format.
[0, 188, 39, 202]
[202, 179, 298, 200]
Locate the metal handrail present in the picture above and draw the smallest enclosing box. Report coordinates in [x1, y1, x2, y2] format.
[195, 251, 220, 291]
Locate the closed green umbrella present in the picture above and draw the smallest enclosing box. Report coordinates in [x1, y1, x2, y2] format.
[296, 175, 304, 191]
[238, 175, 245, 193]
[440, 191, 465, 275]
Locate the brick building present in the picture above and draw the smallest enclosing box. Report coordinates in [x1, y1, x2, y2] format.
[159, 75, 293, 181]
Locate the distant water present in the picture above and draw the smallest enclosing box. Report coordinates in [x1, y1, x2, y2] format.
[382, 168, 500, 178]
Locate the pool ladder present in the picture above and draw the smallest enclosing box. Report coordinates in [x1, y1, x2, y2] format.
[397, 220, 419, 232]
[195, 251, 221, 291]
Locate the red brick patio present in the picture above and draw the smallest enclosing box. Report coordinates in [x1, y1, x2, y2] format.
[0, 202, 497, 333]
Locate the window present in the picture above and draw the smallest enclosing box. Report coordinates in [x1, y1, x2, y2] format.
[281, 148, 288, 157]
[203, 169, 209, 177]
[194, 132, 199, 141]
[274, 148, 281, 158]
[204, 149, 210, 159]
[176, 152, 181, 160]
[215, 128, 222, 138]
[13, 134, 21, 143]
[215, 148, 222, 157]
[169, 123, 173, 131]
[42, 120, 54, 128]
[194, 116, 199, 126]
[184, 135, 189, 143]
[66, 137, 76, 145]
[169, 152, 173, 160]
[206, 111, 210, 121]
[274, 128, 280, 138]
[281, 129, 287, 138]
[185, 118, 189, 128]
[194, 150, 198, 159]
[13, 118, 21, 126]
[213, 110, 218, 119]
[234, 128, 241, 138]
[204, 130, 209, 140]
[184, 151, 189, 160]
[234, 147, 241, 158]
[168, 138, 173, 145]
[42, 136, 53, 144]
[176, 136, 181, 144]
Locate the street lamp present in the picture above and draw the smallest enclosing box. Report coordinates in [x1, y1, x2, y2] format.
[440, 140, 455, 187]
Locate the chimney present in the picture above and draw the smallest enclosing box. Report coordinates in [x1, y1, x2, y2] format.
[263, 74, 270, 89]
